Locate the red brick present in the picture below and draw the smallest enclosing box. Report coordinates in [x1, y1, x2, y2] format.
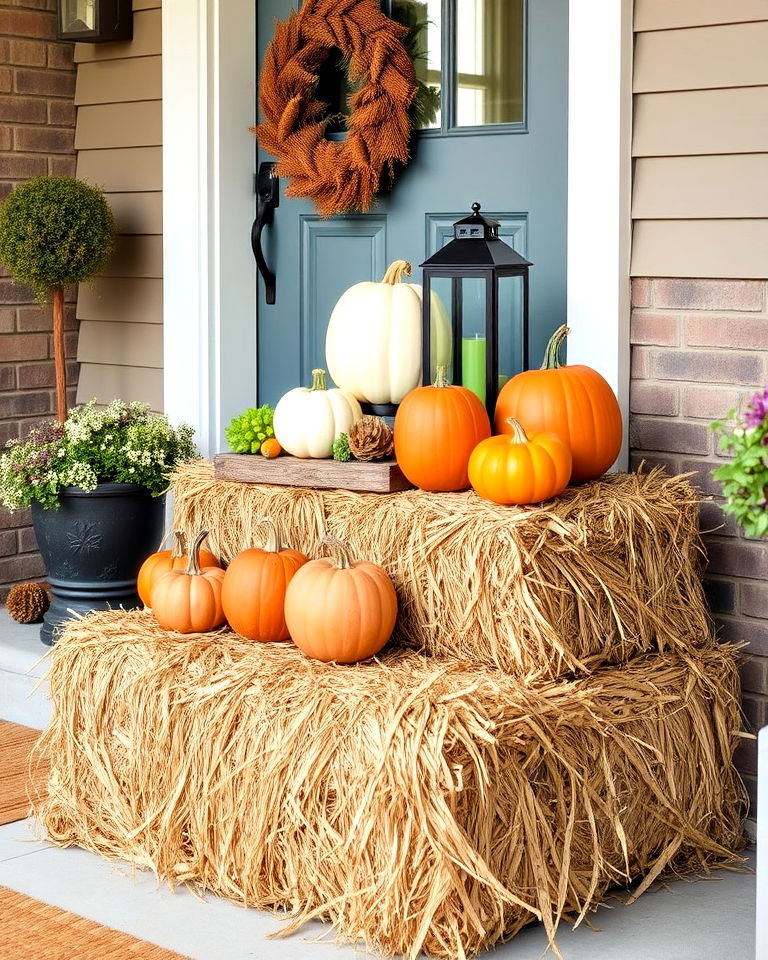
[716, 614, 768, 656]
[0, 127, 12, 151]
[0, 531, 17, 558]
[0, 11, 57, 40]
[0, 366, 16, 391]
[0, 391, 53, 418]
[0, 68, 12, 93]
[16, 306, 49, 333]
[16, 526, 39, 554]
[682, 386, 745, 421]
[48, 155, 76, 176]
[14, 68, 75, 98]
[0, 40, 8, 63]
[63, 331, 78, 358]
[9, 39, 46, 66]
[630, 311, 679, 346]
[630, 346, 651, 379]
[0, 309, 16, 334]
[653, 279, 765, 312]
[741, 581, 768, 619]
[46, 42, 75, 70]
[48, 99, 75, 126]
[0, 154, 46, 179]
[629, 417, 710, 455]
[0, 96, 47, 124]
[14, 125, 74, 154]
[0, 421, 17, 446]
[741, 657, 768, 695]
[629, 451, 681, 477]
[629, 381, 678, 416]
[707, 537, 768, 579]
[654, 349, 763, 385]
[685, 314, 768, 351]
[0, 553, 46, 584]
[0, 507, 32, 531]
[17, 360, 77, 389]
[0, 334, 48, 361]
[631, 278, 652, 308]
[699, 501, 739, 537]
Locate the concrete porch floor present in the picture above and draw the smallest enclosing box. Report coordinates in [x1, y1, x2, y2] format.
[0, 609, 757, 960]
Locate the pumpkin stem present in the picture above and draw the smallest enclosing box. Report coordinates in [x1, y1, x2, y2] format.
[541, 325, 570, 370]
[310, 368, 327, 391]
[505, 418, 529, 444]
[186, 530, 208, 577]
[381, 260, 413, 285]
[171, 530, 186, 559]
[256, 516, 280, 553]
[320, 533, 352, 569]
[433, 364, 451, 388]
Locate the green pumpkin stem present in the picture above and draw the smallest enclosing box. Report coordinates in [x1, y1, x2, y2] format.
[320, 532, 352, 569]
[381, 260, 412, 285]
[171, 530, 186, 559]
[310, 368, 327, 391]
[186, 530, 209, 576]
[433, 364, 451, 388]
[505, 418, 529, 444]
[256, 516, 280, 553]
[541, 325, 570, 370]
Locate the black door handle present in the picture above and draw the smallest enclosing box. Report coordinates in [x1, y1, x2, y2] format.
[252, 162, 279, 305]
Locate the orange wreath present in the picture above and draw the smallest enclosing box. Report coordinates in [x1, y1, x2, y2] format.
[254, 0, 417, 218]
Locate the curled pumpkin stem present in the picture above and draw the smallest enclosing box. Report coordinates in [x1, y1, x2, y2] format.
[505, 418, 529, 444]
[256, 516, 280, 553]
[186, 530, 209, 577]
[381, 260, 412, 285]
[541, 325, 570, 370]
[171, 530, 186, 559]
[320, 532, 353, 570]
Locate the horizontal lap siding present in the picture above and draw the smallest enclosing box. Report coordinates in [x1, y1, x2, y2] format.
[74, 0, 163, 413]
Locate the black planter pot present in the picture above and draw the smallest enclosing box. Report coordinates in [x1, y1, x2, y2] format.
[31, 483, 165, 646]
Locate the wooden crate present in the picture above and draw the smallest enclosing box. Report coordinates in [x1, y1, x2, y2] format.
[214, 453, 412, 493]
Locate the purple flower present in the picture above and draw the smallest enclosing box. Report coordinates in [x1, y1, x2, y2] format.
[744, 386, 768, 429]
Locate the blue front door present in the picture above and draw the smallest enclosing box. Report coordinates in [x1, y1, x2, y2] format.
[256, 0, 568, 406]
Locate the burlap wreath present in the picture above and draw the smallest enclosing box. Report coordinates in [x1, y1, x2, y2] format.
[254, 0, 417, 218]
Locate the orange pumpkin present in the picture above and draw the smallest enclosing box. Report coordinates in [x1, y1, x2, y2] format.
[221, 518, 307, 642]
[260, 438, 283, 458]
[394, 366, 491, 491]
[495, 325, 622, 483]
[137, 530, 220, 607]
[469, 418, 572, 505]
[284, 536, 397, 663]
[151, 530, 226, 633]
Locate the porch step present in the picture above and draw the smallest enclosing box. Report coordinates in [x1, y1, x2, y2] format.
[0, 609, 51, 730]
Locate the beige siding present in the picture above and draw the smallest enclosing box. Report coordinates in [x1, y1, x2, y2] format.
[632, 8, 768, 279]
[75, 0, 163, 411]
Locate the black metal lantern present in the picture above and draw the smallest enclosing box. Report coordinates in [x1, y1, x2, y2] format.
[57, 0, 132, 42]
[420, 203, 532, 421]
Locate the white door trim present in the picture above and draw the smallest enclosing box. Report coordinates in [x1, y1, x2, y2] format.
[162, 0, 633, 460]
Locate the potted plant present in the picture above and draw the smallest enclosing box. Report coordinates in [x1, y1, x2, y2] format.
[0, 175, 115, 422]
[712, 386, 768, 539]
[0, 400, 196, 644]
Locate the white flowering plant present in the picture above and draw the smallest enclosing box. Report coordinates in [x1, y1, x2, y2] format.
[0, 399, 196, 511]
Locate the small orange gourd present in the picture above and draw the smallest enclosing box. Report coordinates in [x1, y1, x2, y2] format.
[260, 438, 283, 458]
[284, 536, 397, 663]
[221, 518, 307, 642]
[495, 325, 622, 483]
[394, 366, 491, 491]
[150, 530, 226, 633]
[469, 418, 572, 505]
[137, 530, 220, 607]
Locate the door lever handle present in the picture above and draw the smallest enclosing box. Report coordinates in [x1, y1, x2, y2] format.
[252, 162, 279, 305]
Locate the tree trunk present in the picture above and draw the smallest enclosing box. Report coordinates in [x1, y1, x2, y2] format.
[52, 287, 67, 423]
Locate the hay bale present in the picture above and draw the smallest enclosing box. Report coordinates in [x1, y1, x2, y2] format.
[171, 461, 712, 680]
[34, 610, 745, 960]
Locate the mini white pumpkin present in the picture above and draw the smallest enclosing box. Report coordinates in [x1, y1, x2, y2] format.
[325, 260, 452, 405]
[273, 368, 362, 458]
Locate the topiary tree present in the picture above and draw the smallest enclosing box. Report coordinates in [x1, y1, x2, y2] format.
[0, 177, 115, 422]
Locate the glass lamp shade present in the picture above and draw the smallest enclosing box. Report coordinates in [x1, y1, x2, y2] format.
[57, 0, 132, 42]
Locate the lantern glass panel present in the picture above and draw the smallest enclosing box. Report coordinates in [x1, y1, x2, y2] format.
[428, 276, 455, 383]
[60, 0, 97, 33]
[458, 276, 488, 406]
[497, 274, 525, 392]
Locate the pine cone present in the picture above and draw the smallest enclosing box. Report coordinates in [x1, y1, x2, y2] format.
[347, 416, 394, 461]
[6, 582, 50, 624]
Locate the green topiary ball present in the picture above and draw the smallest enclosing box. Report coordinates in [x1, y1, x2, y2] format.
[0, 176, 115, 300]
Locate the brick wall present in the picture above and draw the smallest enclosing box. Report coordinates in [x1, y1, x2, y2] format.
[0, 1, 77, 596]
[629, 276, 768, 813]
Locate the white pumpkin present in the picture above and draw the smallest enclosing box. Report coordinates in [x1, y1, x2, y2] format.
[273, 368, 362, 459]
[325, 260, 452, 405]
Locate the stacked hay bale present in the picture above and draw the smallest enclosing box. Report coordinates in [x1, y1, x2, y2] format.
[34, 462, 746, 960]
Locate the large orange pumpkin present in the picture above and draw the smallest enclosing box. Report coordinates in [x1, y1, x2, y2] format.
[495, 325, 622, 483]
[468, 418, 572, 505]
[151, 530, 226, 633]
[221, 518, 307, 642]
[137, 530, 220, 607]
[394, 366, 491, 491]
[284, 536, 397, 663]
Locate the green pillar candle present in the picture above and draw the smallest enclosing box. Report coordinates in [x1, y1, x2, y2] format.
[462, 335, 486, 405]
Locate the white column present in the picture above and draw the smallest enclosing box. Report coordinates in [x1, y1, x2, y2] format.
[162, 0, 257, 457]
[566, 0, 634, 468]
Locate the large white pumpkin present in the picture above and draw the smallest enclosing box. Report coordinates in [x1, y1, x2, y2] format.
[325, 260, 452, 405]
[273, 368, 362, 458]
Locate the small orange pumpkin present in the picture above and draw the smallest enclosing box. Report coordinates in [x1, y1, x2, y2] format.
[260, 438, 283, 458]
[221, 517, 307, 642]
[137, 530, 220, 607]
[495, 325, 622, 483]
[284, 536, 397, 663]
[469, 418, 572, 505]
[394, 366, 491, 491]
[151, 530, 226, 633]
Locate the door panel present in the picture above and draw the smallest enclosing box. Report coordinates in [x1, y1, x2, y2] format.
[256, 0, 567, 406]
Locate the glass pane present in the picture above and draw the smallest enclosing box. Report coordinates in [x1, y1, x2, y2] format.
[62, 0, 96, 32]
[498, 275, 525, 391]
[393, 0, 442, 130]
[455, 0, 525, 127]
[459, 277, 488, 405]
[428, 277, 455, 382]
